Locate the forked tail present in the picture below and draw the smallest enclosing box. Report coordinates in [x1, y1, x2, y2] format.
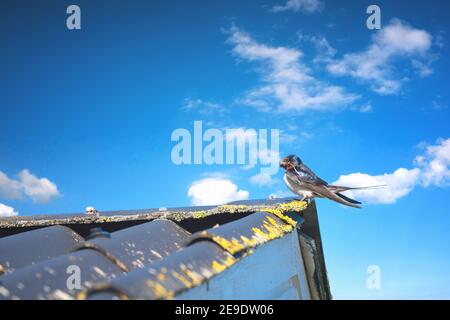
[328, 185, 386, 193]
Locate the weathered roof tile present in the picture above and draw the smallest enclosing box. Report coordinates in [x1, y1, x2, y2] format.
[0, 199, 331, 300]
[0, 225, 84, 274]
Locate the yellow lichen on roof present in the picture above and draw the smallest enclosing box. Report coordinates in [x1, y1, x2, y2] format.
[145, 279, 174, 299]
[192, 210, 208, 219]
[209, 213, 296, 256]
[278, 200, 308, 212]
[75, 199, 310, 300]
[211, 255, 236, 273]
[216, 204, 249, 213]
[171, 271, 194, 288]
[239, 235, 255, 247]
[262, 208, 297, 227]
[178, 264, 203, 285]
[156, 271, 167, 282]
[212, 235, 247, 254]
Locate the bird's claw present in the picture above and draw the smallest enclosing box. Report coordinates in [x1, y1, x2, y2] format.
[300, 198, 312, 205]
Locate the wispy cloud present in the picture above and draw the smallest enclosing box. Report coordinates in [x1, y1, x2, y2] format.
[227, 26, 358, 113]
[271, 0, 323, 13]
[187, 177, 249, 206]
[333, 138, 450, 204]
[431, 95, 446, 111]
[250, 173, 278, 187]
[358, 103, 373, 113]
[298, 33, 336, 62]
[326, 19, 435, 95]
[0, 203, 18, 217]
[0, 169, 61, 204]
[182, 97, 225, 115]
[279, 129, 314, 144]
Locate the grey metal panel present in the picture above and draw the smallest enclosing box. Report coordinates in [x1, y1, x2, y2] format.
[297, 201, 332, 299]
[0, 249, 124, 300]
[189, 211, 294, 256]
[86, 241, 235, 300]
[86, 292, 119, 300]
[0, 199, 330, 300]
[177, 230, 311, 300]
[0, 226, 84, 274]
[80, 220, 191, 270]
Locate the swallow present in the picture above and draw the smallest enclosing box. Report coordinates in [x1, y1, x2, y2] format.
[280, 155, 384, 208]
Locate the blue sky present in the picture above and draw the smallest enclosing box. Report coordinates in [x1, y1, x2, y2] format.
[0, 0, 449, 299]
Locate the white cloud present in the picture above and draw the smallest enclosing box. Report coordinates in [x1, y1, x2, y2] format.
[279, 130, 314, 144]
[0, 169, 61, 204]
[415, 138, 450, 187]
[250, 173, 277, 187]
[18, 170, 60, 203]
[411, 58, 434, 77]
[333, 138, 450, 205]
[182, 98, 225, 114]
[326, 19, 434, 94]
[359, 103, 373, 113]
[188, 178, 249, 206]
[0, 171, 22, 199]
[298, 33, 336, 62]
[279, 130, 298, 144]
[271, 0, 323, 13]
[300, 131, 314, 139]
[0, 203, 18, 217]
[228, 26, 358, 113]
[333, 168, 420, 204]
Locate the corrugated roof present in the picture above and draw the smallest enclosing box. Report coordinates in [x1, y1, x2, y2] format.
[0, 199, 331, 300]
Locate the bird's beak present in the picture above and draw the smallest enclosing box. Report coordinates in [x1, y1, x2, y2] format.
[279, 158, 289, 169]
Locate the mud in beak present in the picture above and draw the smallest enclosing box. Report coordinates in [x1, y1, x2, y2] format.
[279, 158, 289, 169]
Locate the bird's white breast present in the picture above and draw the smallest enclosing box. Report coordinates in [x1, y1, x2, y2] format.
[283, 174, 314, 198]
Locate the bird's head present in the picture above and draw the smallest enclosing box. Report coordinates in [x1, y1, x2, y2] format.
[279, 154, 302, 170]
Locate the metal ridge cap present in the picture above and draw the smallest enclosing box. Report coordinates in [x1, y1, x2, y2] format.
[0, 199, 308, 229]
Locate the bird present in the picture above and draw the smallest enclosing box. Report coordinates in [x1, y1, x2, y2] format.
[279, 154, 384, 208]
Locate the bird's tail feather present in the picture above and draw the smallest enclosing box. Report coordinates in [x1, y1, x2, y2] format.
[328, 184, 386, 192]
[336, 192, 362, 205]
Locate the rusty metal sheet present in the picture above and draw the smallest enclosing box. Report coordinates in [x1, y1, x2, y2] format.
[78, 219, 191, 270]
[0, 226, 84, 274]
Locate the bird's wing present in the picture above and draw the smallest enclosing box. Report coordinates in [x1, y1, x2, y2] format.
[285, 170, 303, 185]
[294, 163, 328, 186]
[302, 183, 361, 208]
